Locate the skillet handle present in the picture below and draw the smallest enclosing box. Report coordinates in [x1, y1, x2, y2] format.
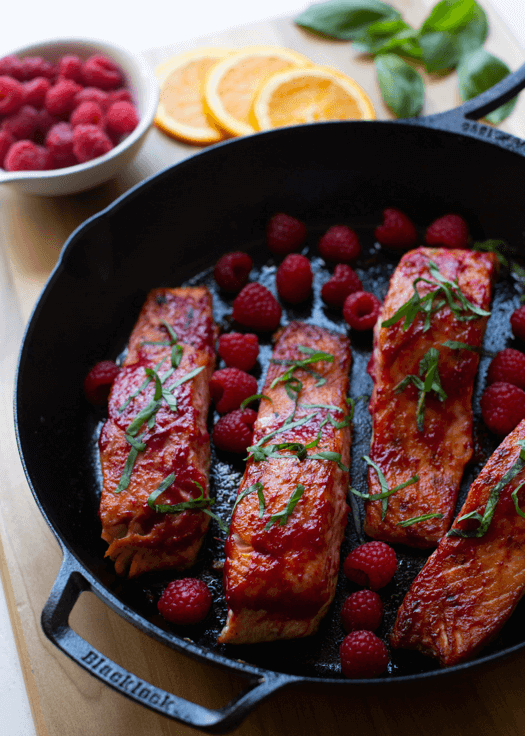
[41, 551, 293, 733]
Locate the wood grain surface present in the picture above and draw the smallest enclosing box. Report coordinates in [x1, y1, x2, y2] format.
[2, 3, 525, 734]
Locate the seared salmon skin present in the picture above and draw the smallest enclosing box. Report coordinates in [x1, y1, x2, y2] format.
[391, 419, 525, 666]
[219, 322, 352, 645]
[365, 247, 497, 547]
[99, 287, 217, 577]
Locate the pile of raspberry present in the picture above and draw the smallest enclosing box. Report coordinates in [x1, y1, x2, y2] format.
[0, 52, 139, 171]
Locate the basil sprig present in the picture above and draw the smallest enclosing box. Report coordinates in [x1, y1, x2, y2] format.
[296, 0, 518, 121]
[350, 455, 419, 519]
[394, 347, 447, 433]
[264, 484, 305, 530]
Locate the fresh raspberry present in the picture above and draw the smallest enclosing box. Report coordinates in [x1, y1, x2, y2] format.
[70, 101, 105, 128]
[343, 541, 397, 590]
[319, 225, 360, 263]
[35, 108, 59, 138]
[343, 291, 382, 331]
[72, 124, 113, 163]
[487, 348, 525, 389]
[0, 130, 14, 167]
[84, 360, 121, 405]
[57, 54, 82, 82]
[480, 381, 525, 435]
[1, 105, 39, 140]
[511, 305, 525, 342]
[45, 122, 76, 168]
[212, 408, 257, 454]
[21, 56, 55, 81]
[340, 630, 389, 678]
[425, 213, 470, 249]
[74, 86, 110, 110]
[0, 76, 24, 115]
[0, 56, 24, 80]
[22, 77, 51, 107]
[210, 367, 258, 414]
[375, 207, 418, 250]
[81, 54, 122, 90]
[4, 140, 50, 172]
[321, 264, 362, 307]
[45, 78, 82, 116]
[275, 253, 312, 303]
[213, 251, 253, 293]
[232, 283, 282, 332]
[218, 332, 259, 371]
[157, 578, 212, 625]
[341, 590, 383, 632]
[107, 88, 133, 106]
[266, 212, 306, 254]
[106, 101, 139, 135]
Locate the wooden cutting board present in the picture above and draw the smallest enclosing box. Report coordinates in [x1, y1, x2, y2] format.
[3, 3, 525, 735]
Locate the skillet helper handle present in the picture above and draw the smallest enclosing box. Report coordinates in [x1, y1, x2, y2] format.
[41, 551, 292, 733]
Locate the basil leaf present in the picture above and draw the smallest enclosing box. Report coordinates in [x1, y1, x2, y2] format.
[419, 31, 461, 73]
[147, 473, 176, 509]
[264, 484, 305, 530]
[457, 48, 517, 124]
[375, 54, 424, 118]
[512, 480, 525, 519]
[419, 0, 488, 57]
[397, 512, 444, 527]
[241, 394, 271, 410]
[295, 0, 400, 41]
[354, 18, 421, 59]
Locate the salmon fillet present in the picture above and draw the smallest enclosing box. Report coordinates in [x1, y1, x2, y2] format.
[99, 287, 217, 577]
[391, 419, 525, 666]
[365, 247, 497, 547]
[219, 322, 352, 645]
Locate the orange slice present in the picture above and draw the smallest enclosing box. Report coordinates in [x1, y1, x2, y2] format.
[154, 47, 236, 145]
[204, 46, 312, 137]
[251, 66, 376, 131]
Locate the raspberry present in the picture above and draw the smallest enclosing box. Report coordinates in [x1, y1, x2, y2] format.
[214, 251, 253, 293]
[45, 78, 82, 116]
[22, 77, 51, 107]
[74, 86, 110, 110]
[4, 140, 50, 172]
[0, 56, 24, 80]
[72, 124, 113, 163]
[21, 56, 55, 81]
[84, 360, 121, 405]
[107, 88, 133, 106]
[45, 122, 76, 168]
[266, 212, 306, 254]
[57, 54, 82, 82]
[106, 101, 139, 136]
[480, 382, 525, 435]
[321, 264, 362, 307]
[275, 253, 312, 303]
[343, 541, 397, 590]
[218, 332, 259, 371]
[35, 108, 59, 138]
[343, 291, 382, 331]
[425, 213, 470, 249]
[157, 578, 212, 625]
[210, 367, 258, 414]
[212, 408, 257, 454]
[0, 130, 14, 167]
[511, 305, 525, 342]
[232, 283, 282, 332]
[70, 101, 105, 128]
[0, 76, 24, 115]
[319, 225, 360, 263]
[81, 54, 122, 90]
[375, 207, 418, 250]
[341, 590, 383, 632]
[1, 105, 39, 140]
[487, 348, 525, 389]
[340, 630, 389, 678]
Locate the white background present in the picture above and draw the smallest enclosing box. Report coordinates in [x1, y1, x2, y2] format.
[1, 1, 525, 734]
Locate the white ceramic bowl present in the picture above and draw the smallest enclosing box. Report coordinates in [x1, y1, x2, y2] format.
[0, 37, 159, 196]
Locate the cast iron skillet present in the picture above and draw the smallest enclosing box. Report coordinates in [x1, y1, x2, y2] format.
[14, 65, 525, 732]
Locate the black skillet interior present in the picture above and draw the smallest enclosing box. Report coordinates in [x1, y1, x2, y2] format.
[15, 114, 525, 683]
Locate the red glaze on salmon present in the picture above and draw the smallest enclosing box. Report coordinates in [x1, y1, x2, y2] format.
[391, 419, 525, 666]
[219, 322, 352, 645]
[365, 247, 497, 547]
[99, 287, 217, 577]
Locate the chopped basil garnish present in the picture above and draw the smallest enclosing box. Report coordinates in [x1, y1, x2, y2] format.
[397, 512, 443, 527]
[309, 451, 349, 472]
[394, 347, 447, 433]
[118, 356, 168, 412]
[511, 480, 525, 519]
[350, 455, 419, 520]
[148, 476, 211, 513]
[442, 339, 481, 352]
[264, 484, 305, 530]
[270, 346, 334, 389]
[240, 394, 272, 410]
[115, 433, 146, 493]
[231, 482, 265, 519]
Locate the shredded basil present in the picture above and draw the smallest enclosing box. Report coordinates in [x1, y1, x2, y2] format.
[270, 346, 334, 389]
[240, 394, 272, 410]
[115, 433, 147, 494]
[397, 512, 443, 527]
[264, 484, 305, 530]
[511, 480, 525, 519]
[350, 455, 419, 520]
[394, 347, 447, 433]
[231, 482, 265, 519]
[118, 356, 168, 412]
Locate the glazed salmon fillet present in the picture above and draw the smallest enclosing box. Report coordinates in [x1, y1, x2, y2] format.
[365, 247, 497, 547]
[391, 420, 525, 666]
[219, 322, 352, 644]
[99, 287, 217, 577]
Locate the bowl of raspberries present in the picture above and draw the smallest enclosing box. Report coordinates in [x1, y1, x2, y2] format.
[0, 37, 159, 196]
